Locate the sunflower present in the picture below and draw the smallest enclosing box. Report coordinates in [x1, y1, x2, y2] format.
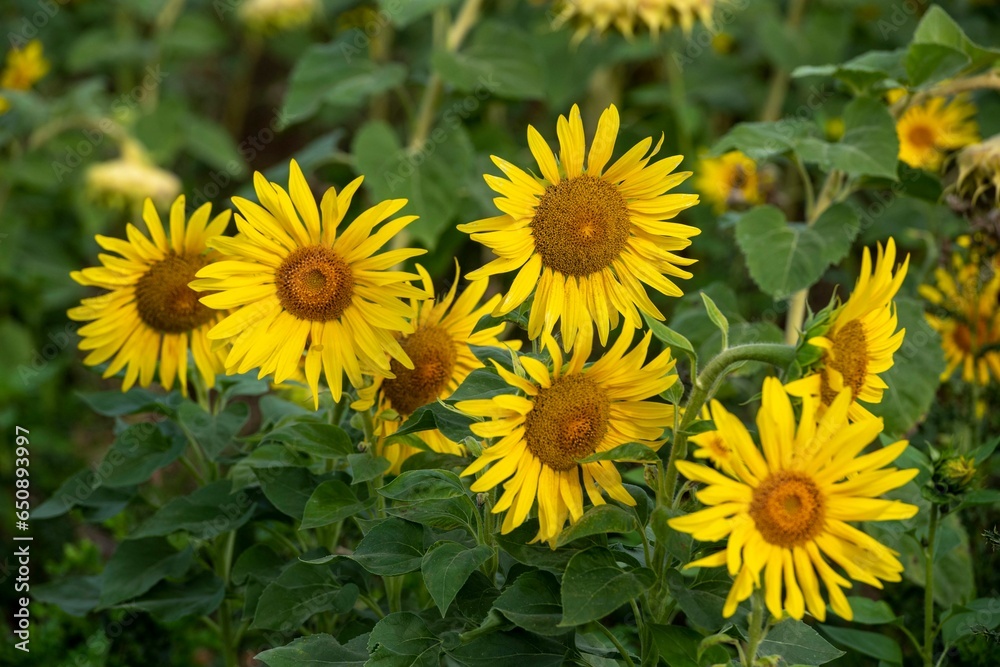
[190, 161, 428, 409]
[785, 239, 909, 421]
[895, 95, 979, 171]
[238, 0, 317, 32]
[352, 265, 520, 474]
[555, 0, 717, 40]
[459, 325, 677, 547]
[0, 39, 50, 113]
[919, 252, 1000, 386]
[670, 378, 918, 621]
[460, 104, 699, 351]
[690, 407, 734, 475]
[68, 196, 231, 393]
[955, 134, 1000, 207]
[695, 150, 765, 213]
[86, 140, 182, 210]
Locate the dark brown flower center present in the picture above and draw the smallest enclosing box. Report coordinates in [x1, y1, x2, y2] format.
[381, 325, 457, 416]
[530, 175, 631, 276]
[907, 124, 936, 150]
[135, 252, 214, 333]
[275, 245, 354, 321]
[749, 470, 826, 548]
[820, 319, 868, 405]
[523, 373, 610, 471]
[952, 319, 989, 353]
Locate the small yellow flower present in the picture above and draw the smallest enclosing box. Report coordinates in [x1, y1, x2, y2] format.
[786, 239, 909, 421]
[0, 40, 51, 113]
[695, 150, 764, 213]
[671, 377, 918, 621]
[895, 95, 979, 171]
[919, 252, 1000, 386]
[556, 0, 719, 40]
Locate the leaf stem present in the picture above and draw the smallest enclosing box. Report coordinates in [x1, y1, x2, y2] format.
[743, 589, 767, 666]
[595, 620, 637, 667]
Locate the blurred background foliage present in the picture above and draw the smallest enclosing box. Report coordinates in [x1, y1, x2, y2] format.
[2, 0, 999, 665]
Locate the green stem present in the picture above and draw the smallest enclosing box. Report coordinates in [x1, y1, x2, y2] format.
[759, 0, 808, 122]
[664, 47, 692, 161]
[924, 504, 940, 667]
[664, 344, 796, 502]
[595, 621, 636, 667]
[359, 593, 386, 620]
[458, 611, 505, 643]
[216, 530, 238, 667]
[743, 589, 767, 667]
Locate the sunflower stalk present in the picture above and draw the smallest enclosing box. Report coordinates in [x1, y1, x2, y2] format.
[743, 589, 768, 667]
[923, 503, 941, 667]
[663, 343, 797, 503]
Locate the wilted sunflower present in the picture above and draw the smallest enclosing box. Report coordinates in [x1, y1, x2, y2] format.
[919, 252, 1000, 385]
[695, 150, 765, 213]
[460, 104, 699, 350]
[460, 325, 676, 547]
[353, 265, 519, 474]
[555, 0, 717, 40]
[670, 378, 918, 621]
[786, 239, 908, 421]
[69, 197, 231, 393]
[0, 39, 49, 114]
[190, 160, 428, 408]
[895, 95, 979, 171]
[955, 134, 1000, 207]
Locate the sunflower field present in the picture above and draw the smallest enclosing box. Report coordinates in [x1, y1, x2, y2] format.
[3, 0, 1000, 665]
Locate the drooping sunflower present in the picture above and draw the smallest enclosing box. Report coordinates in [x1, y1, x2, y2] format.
[695, 150, 765, 213]
[895, 95, 979, 171]
[0, 39, 50, 114]
[460, 104, 699, 350]
[352, 265, 520, 474]
[69, 196, 231, 393]
[190, 160, 428, 408]
[555, 0, 718, 40]
[955, 134, 1000, 207]
[919, 252, 1000, 386]
[459, 325, 677, 547]
[785, 239, 909, 421]
[670, 378, 918, 621]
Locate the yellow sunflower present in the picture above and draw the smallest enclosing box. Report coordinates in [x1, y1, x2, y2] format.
[459, 325, 677, 547]
[68, 196, 231, 393]
[785, 239, 909, 421]
[0, 39, 50, 113]
[670, 378, 918, 621]
[352, 265, 520, 475]
[460, 104, 699, 351]
[190, 160, 428, 409]
[919, 252, 1000, 385]
[556, 0, 717, 40]
[895, 95, 979, 171]
[695, 150, 765, 213]
[690, 407, 734, 475]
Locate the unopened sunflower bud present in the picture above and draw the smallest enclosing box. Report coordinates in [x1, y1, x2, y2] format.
[463, 436, 483, 458]
[940, 455, 976, 489]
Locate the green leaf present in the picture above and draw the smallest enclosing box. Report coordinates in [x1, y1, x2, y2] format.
[183, 115, 247, 176]
[818, 625, 902, 663]
[735, 206, 828, 299]
[666, 569, 741, 630]
[379, 0, 461, 27]
[643, 314, 697, 362]
[367, 612, 442, 667]
[710, 121, 813, 162]
[448, 367, 515, 401]
[559, 547, 655, 626]
[177, 401, 249, 460]
[255, 633, 368, 667]
[263, 421, 354, 458]
[941, 597, 1000, 645]
[867, 298, 946, 436]
[96, 423, 186, 488]
[251, 561, 359, 632]
[555, 505, 637, 547]
[232, 545, 284, 586]
[421, 541, 493, 615]
[33, 575, 101, 617]
[700, 292, 729, 348]
[497, 523, 581, 572]
[98, 538, 193, 608]
[577, 442, 659, 464]
[912, 5, 1000, 71]
[283, 41, 407, 124]
[76, 388, 179, 417]
[757, 619, 844, 665]
[256, 466, 319, 521]
[132, 480, 256, 539]
[649, 625, 730, 667]
[795, 97, 899, 180]
[906, 43, 970, 87]
[492, 570, 565, 636]
[32, 469, 134, 521]
[378, 469, 467, 502]
[650, 506, 693, 565]
[843, 596, 898, 624]
[392, 401, 475, 443]
[300, 480, 375, 530]
[385, 496, 479, 534]
[126, 572, 225, 622]
[351, 518, 425, 575]
[432, 21, 545, 100]
[348, 453, 391, 483]
[445, 631, 568, 666]
[792, 50, 905, 94]
[811, 203, 860, 266]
